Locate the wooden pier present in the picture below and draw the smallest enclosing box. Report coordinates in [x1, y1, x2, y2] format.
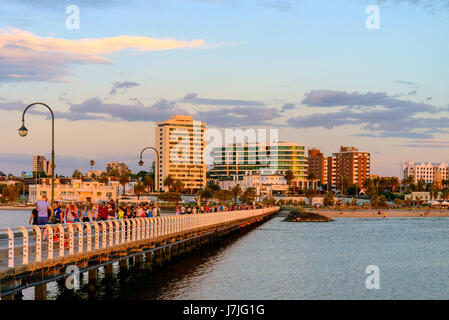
[0, 207, 279, 300]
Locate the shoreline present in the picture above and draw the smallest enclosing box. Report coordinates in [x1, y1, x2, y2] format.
[314, 209, 449, 218]
[0, 206, 34, 211]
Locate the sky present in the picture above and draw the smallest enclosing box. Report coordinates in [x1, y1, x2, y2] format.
[0, 0, 448, 177]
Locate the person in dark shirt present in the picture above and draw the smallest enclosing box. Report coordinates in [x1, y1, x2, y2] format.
[29, 204, 39, 225]
[53, 202, 64, 224]
[98, 202, 109, 220]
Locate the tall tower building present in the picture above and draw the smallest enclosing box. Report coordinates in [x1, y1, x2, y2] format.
[333, 146, 370, 189]
[156, 115, 206, 192]
[308, 148, 327, 185]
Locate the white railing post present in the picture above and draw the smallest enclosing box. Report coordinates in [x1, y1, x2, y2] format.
[154, 218, 159, 238]
[93, 222, 100, 250]
[131, 219, 137, 242]
[75, 223, 83, 253]
[144, 218, 150, 240]
[67, 224, 74, 255]
[136, 219, 142, 241]
[107, 220, 114, 247]
[120, 220, 126, 244]
[99, 221, 107, 249]
[115, 221, 120, 245]
[33, 226, 42, 263]
[7, 228, 14, 268]
[139, 218, 145, 240]
[45, 225, 53, 260]
[125, 220, 131, 243]
[84, 223, 92, 252]
[150, 218, 155, 239]
[20, 227, 29, 265]
[57, 224, 64, 257]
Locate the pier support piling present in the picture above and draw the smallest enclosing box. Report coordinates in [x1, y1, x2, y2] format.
[34, 283, 47, 300]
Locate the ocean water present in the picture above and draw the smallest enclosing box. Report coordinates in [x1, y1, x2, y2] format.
[16, 215, 449, 300]
[0, 209, 31, 229]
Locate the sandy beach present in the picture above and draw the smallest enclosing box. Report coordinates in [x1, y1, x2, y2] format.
[314, 209, 449, 218]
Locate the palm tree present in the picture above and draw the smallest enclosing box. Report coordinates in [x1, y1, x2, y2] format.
[199, 186, 213, 203]
[133, 181, 146, 200]
[163, 175, 175, 192]
[143, 174, 154, 194]
[72, 169, 82, 179]
[90, 160, 95, 172]
[171, 179, 185, 193]
[284, 170, 294, 193]
[323, 191, 335, 207]
[231, 184, 242, 202]
[119, 173, 130, 195]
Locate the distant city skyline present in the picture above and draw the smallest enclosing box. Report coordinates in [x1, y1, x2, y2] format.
[1, 1, 448, 177]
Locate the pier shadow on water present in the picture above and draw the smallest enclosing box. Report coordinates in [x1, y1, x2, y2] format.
[44, 227, 256, 300]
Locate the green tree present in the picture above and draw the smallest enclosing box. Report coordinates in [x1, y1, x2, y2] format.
[1, 185, 20, 203]
[213, 190, 233, 203]
[284, 170, 294, 191]
[143, 174, 154, 194]
[163, 175, 175, 191]
[304, 188, 317, 205]
[119, 173, 130, 195]
[370, 194, 379, 207]
[171, 179, 185, 193]
[231, 184, 242, 202]
[158, 192, 181, 204]
[199, 186, 213, 203]
[323, 191, 335, 207]
[239, 187, 257, 204]
[72, 169, 82, 179]
[133, 181, 146, 200]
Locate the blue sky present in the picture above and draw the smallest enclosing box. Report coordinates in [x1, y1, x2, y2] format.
[0, 0, 448, 177]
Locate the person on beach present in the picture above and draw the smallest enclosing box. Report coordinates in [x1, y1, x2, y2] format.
[37, 195, 53, 225]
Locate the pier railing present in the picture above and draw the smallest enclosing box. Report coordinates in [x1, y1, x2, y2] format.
[0, 207, 278, 270]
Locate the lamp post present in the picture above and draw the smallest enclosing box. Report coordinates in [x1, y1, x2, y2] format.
[138, 146, 159, 205]
[19, 102, 55, 209]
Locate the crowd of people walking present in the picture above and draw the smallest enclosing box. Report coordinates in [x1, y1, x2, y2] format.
[29, 195, 268, 226]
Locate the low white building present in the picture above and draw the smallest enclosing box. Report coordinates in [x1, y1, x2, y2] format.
[404, 192, 444, 202]
[403, 161, 449, 184]
[29, 178, 118, 204]
[217, 175, 289, 198]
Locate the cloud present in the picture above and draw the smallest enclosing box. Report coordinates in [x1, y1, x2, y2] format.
[109, 81, 140, 95]
[0, 0, 129, 9]
[398, 139, 449, 148]
[289, 89, 449, 139]
[375, 0, 449, 11]
[195, 106, 280, 127]
[281, 103, 295, 111]
[0, 28, 206, 82]
[181, 93, 266, 106]
[0, 97, 190, 122]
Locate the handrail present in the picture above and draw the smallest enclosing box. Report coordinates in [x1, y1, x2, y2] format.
[0, 207, 278, 269]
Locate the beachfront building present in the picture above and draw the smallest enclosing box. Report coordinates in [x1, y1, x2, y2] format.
[28, 178, 118, 203]
[402, 161, 449, 185]
[308, 148, 328, 185]
[326, 156, 337, 189]
[210, 142, 310, 189]
[106, 161, 131, 176]
[404, 192, 445, 202]
[333, 146, 371, 190]
[217, 174, 289, 198]
[156, 115, 207, 192]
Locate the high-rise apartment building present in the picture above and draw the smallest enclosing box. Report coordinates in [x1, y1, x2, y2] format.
[308, 148, 327, 185]
[326, 156, 336, 189]
[210, 142, 308, 186]
[402, 161, 449, 184]
[156, 115, 206, 192]
[33, 155, 52, 176]
[333, 146, 370, 189]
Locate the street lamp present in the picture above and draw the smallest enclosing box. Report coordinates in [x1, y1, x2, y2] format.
[19, 102, 55, 209]
[139, 146, 159, 205]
